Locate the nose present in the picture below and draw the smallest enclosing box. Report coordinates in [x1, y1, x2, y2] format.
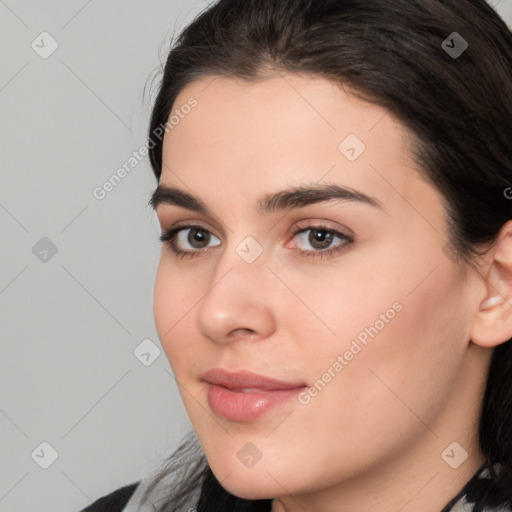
[196, 241, 277, 344]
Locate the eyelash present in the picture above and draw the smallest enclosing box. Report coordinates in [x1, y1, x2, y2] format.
[158, 222, 353, 260]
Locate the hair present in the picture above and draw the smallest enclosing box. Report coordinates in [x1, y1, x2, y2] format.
[141, 0, 512, 510]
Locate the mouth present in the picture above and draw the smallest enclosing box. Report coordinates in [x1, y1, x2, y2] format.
[228, 387, 285, 392]
[201, 367, 306, 391]
[201, 368, 307, 422]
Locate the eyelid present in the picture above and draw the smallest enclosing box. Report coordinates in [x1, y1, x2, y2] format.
[287, 218, 353, 237]
[156, 209, 227, 238]
[161, 218, 219, 237]
[162, 218, 350, 242]
[286, 222, 352, 249]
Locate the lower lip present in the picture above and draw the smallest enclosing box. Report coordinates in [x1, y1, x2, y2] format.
[206, 383, 306, 422]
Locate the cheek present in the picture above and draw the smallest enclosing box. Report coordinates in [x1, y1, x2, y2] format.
[282, 244, 464, 430]
[153, 261, 196, 366]
[153, 262, 174, 342]
[338, 268, 464, 429]
[271, 258, 401, 375]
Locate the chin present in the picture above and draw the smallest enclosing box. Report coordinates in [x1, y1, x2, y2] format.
[217, 476, 278, 501]
[205, 457, 285, 500]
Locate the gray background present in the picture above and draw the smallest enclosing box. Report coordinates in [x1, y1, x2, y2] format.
[1, 1, 511, 511]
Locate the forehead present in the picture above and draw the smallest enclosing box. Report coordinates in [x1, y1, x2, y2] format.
[170, 72, 399, 145]
[159, 73, 436, 223]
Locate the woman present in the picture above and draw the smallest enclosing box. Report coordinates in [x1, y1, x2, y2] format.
[80, 0, 512, 510]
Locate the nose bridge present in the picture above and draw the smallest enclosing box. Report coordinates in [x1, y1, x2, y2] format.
[212, 229, 268, 289]
[196, 232, 275, 342]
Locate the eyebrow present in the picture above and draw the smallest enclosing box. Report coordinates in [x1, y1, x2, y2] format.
[149, 182, 386, 216]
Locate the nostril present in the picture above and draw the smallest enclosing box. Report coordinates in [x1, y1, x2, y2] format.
[228, 328, 258, 339]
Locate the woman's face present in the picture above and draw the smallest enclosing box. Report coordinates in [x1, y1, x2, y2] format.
[152, 73, 485, 505]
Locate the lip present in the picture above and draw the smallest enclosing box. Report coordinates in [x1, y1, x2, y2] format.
[202, 368, 307, 422]
[201, 368, 305, 391]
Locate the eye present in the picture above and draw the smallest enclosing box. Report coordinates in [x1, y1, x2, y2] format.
[159, 224, 221, 258]
[159, 222, 353, 260]
[287, 223, 353, 259]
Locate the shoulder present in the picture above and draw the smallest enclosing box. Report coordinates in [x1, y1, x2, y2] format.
[78, 481, 140, 512]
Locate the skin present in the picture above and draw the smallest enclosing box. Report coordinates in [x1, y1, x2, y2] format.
[152, 71, 512, 512]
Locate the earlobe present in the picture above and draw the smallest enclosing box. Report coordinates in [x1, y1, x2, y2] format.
[470, 221, 512, 349]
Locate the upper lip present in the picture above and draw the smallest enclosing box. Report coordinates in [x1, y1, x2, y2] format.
[201, 368, 306, 391]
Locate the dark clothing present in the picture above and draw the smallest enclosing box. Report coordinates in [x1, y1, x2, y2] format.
[79, 482, 140, 512]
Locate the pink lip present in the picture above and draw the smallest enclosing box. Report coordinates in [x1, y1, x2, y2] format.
[202, 368, 307, 422]
[201, 368, 305, 390]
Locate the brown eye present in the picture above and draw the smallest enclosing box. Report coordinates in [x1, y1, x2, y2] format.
[186, 228, 210, 249]
[159, 225, 221, 257]
[287, 224, 353, 260]
[292, 226, 349, 252]
[307, 229, 335, 250]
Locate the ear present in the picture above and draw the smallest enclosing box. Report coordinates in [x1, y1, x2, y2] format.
[470, 220, 512, 348]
